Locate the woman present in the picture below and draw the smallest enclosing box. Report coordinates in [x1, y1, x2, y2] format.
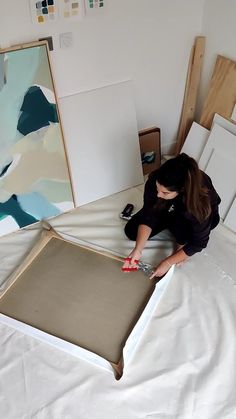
[123, 153, 221, 279]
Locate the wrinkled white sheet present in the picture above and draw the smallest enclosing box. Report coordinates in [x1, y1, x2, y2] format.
[0, 185, 236, 419]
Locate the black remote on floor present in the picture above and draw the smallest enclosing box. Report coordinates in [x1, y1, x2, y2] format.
[120, 203, 134, 221]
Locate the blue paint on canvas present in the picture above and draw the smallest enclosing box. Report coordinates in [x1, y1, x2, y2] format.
[18, 192, 61, 219]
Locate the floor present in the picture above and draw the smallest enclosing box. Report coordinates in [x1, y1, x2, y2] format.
[0, 185, 235, 419]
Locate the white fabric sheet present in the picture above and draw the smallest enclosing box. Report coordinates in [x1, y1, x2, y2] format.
[0, 185, 236, 419]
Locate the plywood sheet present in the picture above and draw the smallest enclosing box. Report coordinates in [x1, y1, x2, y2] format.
[200, 55, 236, 129]
[205, 150, 236, 219]
[198, 123, 236, 170]
[181, 122, 209, 162]
[59, 81, 143, 206]
[0, 233, 156, 378]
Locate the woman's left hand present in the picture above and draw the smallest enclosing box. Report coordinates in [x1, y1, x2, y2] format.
[149, 260, 171, 279]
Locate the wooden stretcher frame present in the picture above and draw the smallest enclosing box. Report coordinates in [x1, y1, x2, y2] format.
[0, 227, 161, 380]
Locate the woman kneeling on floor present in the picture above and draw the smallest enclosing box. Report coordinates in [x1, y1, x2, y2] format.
[123, 153, 221, 279]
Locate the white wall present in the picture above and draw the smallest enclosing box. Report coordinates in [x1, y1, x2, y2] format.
[0, 0, 205, 154]
[197, 0, 236, 117]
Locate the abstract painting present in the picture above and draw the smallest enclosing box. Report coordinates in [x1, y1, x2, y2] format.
[0, 42, 74, 237]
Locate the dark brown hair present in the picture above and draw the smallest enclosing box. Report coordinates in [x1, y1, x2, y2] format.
[155, 153, 211, 222]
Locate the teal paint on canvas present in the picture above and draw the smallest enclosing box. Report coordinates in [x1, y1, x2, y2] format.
[17, 85, 58, 135]
[0, 196, 38, 228]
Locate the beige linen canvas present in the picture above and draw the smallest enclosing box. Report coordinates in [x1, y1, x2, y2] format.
[0, 230, 156, 379]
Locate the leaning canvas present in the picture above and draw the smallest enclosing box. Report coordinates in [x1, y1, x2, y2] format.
[0, 42, 74, 237]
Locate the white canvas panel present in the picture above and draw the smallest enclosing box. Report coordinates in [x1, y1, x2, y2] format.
[198, 123, 236, 170]
[181, 122, 209, 161]
[59, 81, 143, 206]
[212, 113, 236, 136]
[224, 198, 236, 233]
[205, 149, 236, 219]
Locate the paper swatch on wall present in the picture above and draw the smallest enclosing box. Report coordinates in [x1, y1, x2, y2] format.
[29, 0, 59, 24]
[59, 0, 83, 20]
[0, 42, 74, 237]
[85, 0, 104, 13]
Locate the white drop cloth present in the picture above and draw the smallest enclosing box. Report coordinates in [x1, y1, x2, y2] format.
[0, 185, 236, 419]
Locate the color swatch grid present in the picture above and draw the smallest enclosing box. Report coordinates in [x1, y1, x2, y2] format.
[88, 0, 104, 9]
[35, 0, 56, 23]
[61, 0, 80, 18]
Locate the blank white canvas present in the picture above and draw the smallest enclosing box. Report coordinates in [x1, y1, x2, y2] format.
[198, 124, 236, 171]
[205, 149, 236, 220]
[59, 81, 143, 206]
[212, 113, 236, 136]
[181, 122, 209, 162]
[224, 198, 236, 233]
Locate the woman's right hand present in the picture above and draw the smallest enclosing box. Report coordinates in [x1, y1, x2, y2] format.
[122, 248, 142, 270]
[129, 248, 142, 264]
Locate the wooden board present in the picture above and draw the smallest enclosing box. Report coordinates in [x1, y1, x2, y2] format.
[200, 55, 236, 129]
[0, 230, 157, 379]
[175, 37, 205, 154]
[139, 127, 161, 175]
